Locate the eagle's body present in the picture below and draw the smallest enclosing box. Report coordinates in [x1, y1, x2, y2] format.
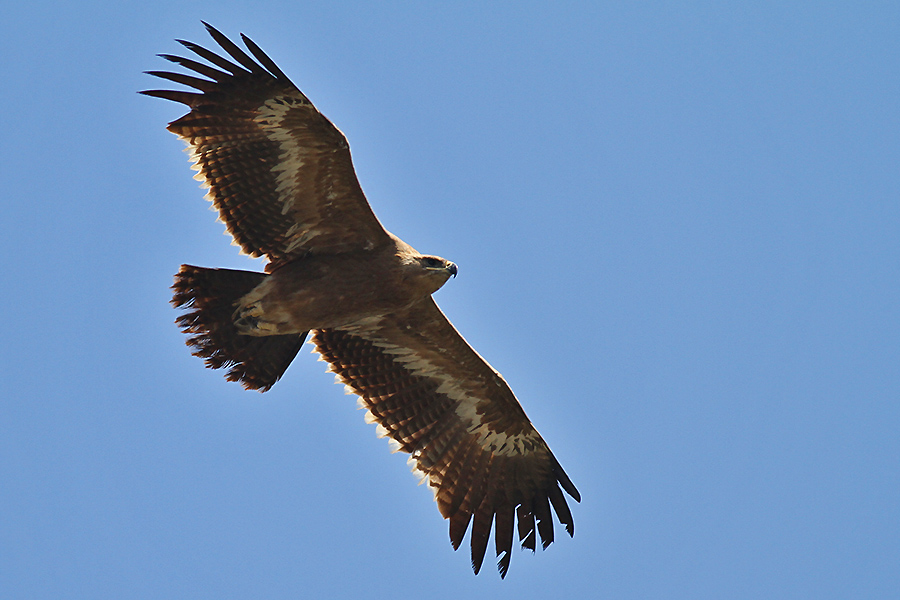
[144, 23, 579, 578]
[233, 235, 452, 336]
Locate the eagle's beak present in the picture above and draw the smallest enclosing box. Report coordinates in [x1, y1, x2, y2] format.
[447, 262, 458, 278]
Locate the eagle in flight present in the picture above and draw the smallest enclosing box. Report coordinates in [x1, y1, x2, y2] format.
[143, 23, 579, 577]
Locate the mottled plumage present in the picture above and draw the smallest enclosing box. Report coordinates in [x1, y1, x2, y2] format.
[144, 23, 579, 577]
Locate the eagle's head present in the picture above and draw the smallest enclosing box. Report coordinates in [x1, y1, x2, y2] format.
[410, 254, 457, 295]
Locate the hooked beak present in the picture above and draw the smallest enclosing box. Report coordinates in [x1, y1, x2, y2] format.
[447, 262, 458, 278]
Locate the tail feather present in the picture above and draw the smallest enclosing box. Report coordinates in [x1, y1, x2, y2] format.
[171, 264, 306, 391]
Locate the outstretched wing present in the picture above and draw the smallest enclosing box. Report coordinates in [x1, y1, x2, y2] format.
[142, 23, 390, 268]
[312, 298, 580, 578]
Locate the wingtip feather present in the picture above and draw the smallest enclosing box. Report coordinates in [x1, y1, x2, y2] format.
[552, 454, 581, 503]
[240, 32, 293, 84]
[138, 89, 202, 105]
[202, 22, 267, 75]
[469, 505, 493, 575]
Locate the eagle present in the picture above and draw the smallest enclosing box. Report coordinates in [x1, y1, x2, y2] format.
[143, 23, 580, 578]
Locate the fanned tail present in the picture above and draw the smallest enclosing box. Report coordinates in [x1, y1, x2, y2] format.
[171, 265, 306, 391]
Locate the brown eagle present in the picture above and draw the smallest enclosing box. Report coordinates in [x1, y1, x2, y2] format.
[143, 23, 579, 577]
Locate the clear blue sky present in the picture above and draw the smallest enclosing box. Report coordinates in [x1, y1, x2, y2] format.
[2, 2, 898, 598]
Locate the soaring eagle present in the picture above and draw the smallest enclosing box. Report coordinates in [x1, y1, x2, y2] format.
[143, 23, 579, 577]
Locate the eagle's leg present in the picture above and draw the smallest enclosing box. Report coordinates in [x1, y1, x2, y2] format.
[233, 301, 282, 335]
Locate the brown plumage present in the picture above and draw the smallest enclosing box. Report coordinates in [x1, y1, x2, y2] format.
[143, 22, 579, 577]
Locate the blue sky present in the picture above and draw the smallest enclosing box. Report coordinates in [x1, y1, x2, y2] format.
[2, 1, 898, 598]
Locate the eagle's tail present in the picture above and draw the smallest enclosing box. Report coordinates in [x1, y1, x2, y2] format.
[171, 265, 306, 391]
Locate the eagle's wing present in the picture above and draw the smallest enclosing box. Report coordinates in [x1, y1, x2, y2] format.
[142, 23, 390, 268]
[312, 298, 580, 578]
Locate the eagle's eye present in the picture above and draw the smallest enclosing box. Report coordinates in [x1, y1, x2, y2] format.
[423, 257, 442, 268]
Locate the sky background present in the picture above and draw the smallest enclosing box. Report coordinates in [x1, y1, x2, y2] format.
[2, 1, 898, 598]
